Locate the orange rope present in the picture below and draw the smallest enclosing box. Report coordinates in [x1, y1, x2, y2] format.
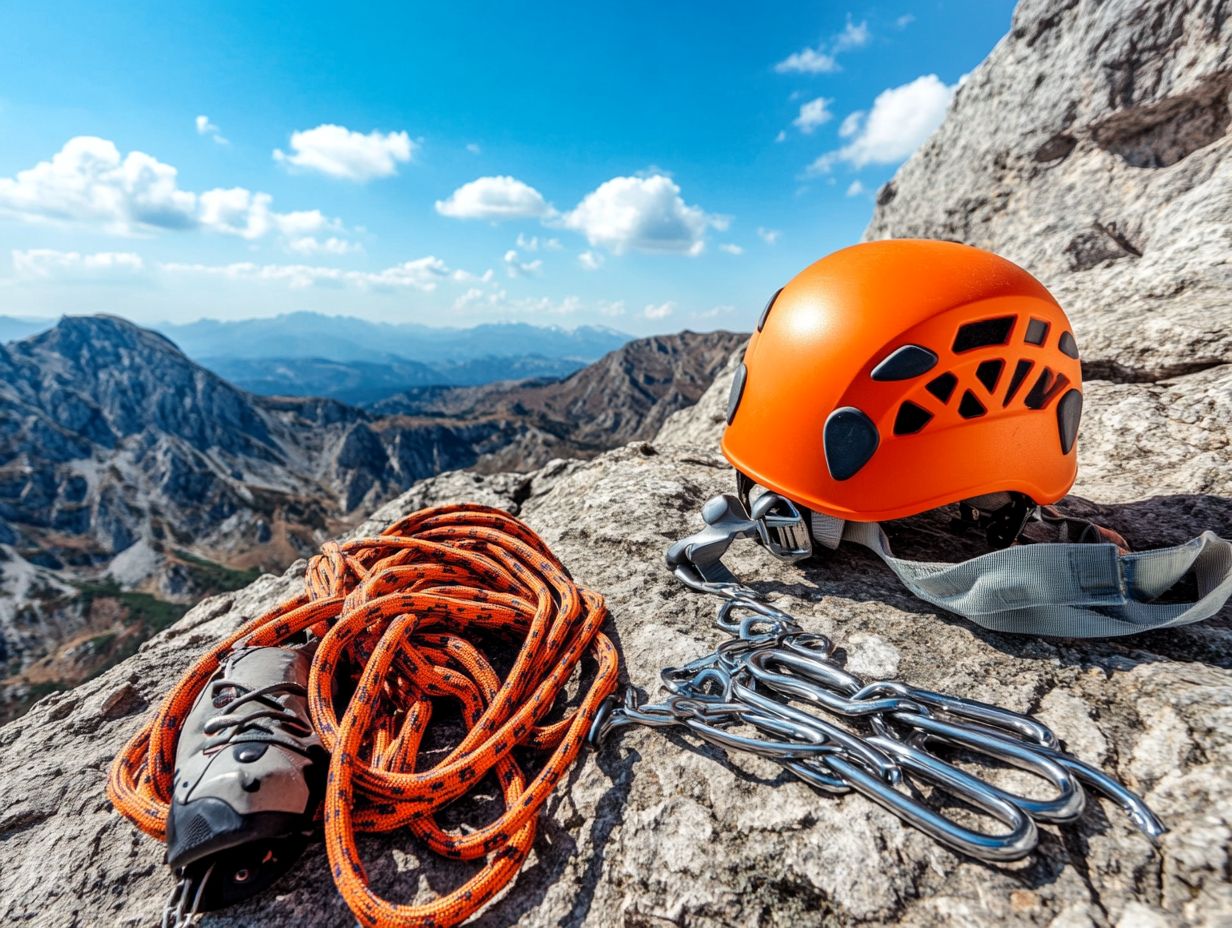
[108, 504, 619, 927]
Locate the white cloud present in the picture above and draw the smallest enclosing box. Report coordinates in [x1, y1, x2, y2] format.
[435, 176, 553, 221]
[775, 47, 838, 75]
[895, 14, 915, 28]
[439, 172, 721, 257]
[273, 209, 332, 236]
[453, 286, 493, 311]
[162, 255, 452, 291]
[451, 267, 495, 284]
[577, 250, 604, 271]
[512, 294, 581, 315]
[197, 187, 273, 239]
[0, 136, 352, 251]
[793, 97, 833, 134]
[515, 233, 564, 253]
[286, 235, 359, 256]
[454, 286, 583, 316]
[775, 17, 870, 74]
[562, 174, 719, 256]
[846, 180, 866, 197]
[693, 304, 733, 320]
[810, 74, 954, 172]
[757, 227, 781, 245]
[838, 111, 864, 139]
[834, 17, 871, 51]
[0, 136, 197, 234]
[719, 243, 744, 255]
[195, 115, 228, 145]
[196, 189, 348, 248]
[643, 300, 674, 320]
[12, 248, 145, 279]
[775, 130, 788, 143]
[598, 299, 625, 316]
[466, 143, 481, 154]
[503, 248, 542, 277]
[274, 124, 413, 181]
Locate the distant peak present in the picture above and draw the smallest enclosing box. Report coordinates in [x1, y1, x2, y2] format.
[61, 312, 177, 340]
[32, 313, 190, 361]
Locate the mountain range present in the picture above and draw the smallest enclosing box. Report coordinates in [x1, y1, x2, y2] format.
[0, 314, 742, 718]
[159, 313, 631, 362]
[0, 312, 635, 404]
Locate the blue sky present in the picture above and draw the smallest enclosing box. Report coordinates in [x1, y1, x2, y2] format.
[0, 1, 1015, 334]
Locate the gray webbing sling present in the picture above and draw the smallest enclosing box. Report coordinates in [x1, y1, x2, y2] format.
[817, 513, 1232, 638]
[667, 493, 1232, 639]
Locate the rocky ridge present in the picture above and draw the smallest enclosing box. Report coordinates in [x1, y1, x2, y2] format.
[0, 320, 736, 718]
[864, 0, 1232, 381]
[370, 331, 747, 474]
[2, 0, 1231, 924]
[0, 346, 1228, 927]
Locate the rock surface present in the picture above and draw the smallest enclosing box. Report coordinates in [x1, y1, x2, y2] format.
[3, 0, 1231, 925]
[0, 354, 1229, 927]
[865, 0, 1232, 381]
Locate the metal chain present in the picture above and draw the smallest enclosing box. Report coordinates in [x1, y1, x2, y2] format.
[590, 494, 1166, 862]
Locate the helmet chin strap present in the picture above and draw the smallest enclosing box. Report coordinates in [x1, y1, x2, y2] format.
[673, 477, 1232, 638]
[953, 493, 1037, 549]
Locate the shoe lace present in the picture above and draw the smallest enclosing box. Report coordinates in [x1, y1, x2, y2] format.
[200, 679, 313, 751]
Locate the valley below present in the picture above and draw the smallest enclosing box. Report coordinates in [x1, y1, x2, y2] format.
[0, 317, 742, 719]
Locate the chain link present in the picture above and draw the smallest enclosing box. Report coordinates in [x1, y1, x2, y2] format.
[591, 493, 1167, 862]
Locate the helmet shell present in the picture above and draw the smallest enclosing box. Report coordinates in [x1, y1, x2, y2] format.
[722, 240, 1083, 522]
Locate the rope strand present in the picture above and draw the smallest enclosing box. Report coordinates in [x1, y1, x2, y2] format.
[108, 504, 619, 928]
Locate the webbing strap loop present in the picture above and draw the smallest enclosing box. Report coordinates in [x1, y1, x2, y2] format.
[832, 518, 1232, 637]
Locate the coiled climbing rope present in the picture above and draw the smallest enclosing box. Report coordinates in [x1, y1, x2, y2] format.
[108, 504, 619, 927]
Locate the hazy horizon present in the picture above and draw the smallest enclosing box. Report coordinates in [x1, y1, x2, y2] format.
[0, 308, 641, 334]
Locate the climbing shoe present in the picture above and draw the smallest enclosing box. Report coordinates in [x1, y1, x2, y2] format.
[163, 644, 327, 921]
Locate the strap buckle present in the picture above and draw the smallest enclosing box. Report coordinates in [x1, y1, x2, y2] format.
[757, 495, 813, 562]
[664, 493, 811, 598]
[954, 492, 1036, 549]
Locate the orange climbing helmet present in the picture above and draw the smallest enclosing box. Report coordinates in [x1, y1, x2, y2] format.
[681, 238, 1231, 637]
[723, 239, 1084, 523]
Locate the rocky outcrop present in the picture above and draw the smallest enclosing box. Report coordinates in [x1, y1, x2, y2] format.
[2, 0, 1230, 923]
[1, 348, 1229, 926]
[865, 0, 1232, 381]
[372, 331, 748, 473]
[0, 318, 738, 717]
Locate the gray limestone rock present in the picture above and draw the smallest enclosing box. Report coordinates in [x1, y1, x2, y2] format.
[1, 346, 1228, 926]
[3, 0, 1231, 925]
[864, 0, 1232, 380]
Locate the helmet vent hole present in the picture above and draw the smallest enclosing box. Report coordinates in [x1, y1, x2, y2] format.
[726, 363, 748, 425]
[925, 372, 958, 403]
[953, 316, 1015, 352]
[757, 288, 783, 332]
[1024, 369, 1052, 408]
[871, 344, 938, 381]
[1024, 318, 1050, 345]
[958, 390, 987, 419]
[1058, 330, 1080, 358]
[1003, 359, 1034, 406]
[893, 401, 933, 435]
[1023, 369, 1071, 409]
[976, 359, 1005, 392]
